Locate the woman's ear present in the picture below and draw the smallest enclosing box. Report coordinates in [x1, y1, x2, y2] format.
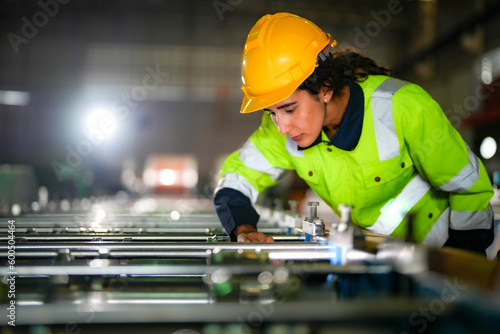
[320, 87, 334, 103]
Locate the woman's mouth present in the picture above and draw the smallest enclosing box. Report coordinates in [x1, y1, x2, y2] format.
[292, 134, 303, 142]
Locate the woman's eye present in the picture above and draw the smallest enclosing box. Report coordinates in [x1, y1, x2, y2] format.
[284, 108, 295, 113]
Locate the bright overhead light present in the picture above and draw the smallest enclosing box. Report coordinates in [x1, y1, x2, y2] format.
[480, 136, 497, 159]
[85, 108, 117, 139]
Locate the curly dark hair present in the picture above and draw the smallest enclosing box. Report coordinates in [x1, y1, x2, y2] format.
[298, 48, 391, 97]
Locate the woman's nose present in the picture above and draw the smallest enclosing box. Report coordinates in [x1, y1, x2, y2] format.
[276, 114, 290, 135]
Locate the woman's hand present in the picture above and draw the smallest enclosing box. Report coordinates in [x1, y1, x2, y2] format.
[234, 224, 274, 242]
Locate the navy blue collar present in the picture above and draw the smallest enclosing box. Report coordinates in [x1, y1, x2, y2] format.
[298, 80, 364, 151]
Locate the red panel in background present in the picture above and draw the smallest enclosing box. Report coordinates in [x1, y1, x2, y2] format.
[142, 154, 198, 195]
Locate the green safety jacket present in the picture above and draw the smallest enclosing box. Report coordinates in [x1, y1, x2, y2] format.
[216, 75, 494, 247]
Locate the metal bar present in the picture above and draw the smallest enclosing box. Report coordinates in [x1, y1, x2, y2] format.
[0, 242, 331, 251]
[1, 235, 224, 241]
[0, 263, 391, 276]
[2, 298, 443, 325]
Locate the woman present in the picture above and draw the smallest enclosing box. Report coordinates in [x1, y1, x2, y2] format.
[214, 12, 496, 257]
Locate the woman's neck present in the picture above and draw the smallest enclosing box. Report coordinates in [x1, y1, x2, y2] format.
[323, 84, 351, 138]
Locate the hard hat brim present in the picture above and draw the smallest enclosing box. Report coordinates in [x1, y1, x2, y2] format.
[240, 81, 300, 114]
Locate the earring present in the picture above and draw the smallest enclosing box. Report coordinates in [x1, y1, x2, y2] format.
[324, 99, 328, 103]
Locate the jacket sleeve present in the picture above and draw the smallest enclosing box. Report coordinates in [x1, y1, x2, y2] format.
[214, 187, 260, 241]
[213, 114, 294, 236]
[398, 85, 494, 232]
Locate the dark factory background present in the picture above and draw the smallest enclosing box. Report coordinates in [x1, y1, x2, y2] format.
[2, 2, 500, 333]
[1, 0, 500, 208]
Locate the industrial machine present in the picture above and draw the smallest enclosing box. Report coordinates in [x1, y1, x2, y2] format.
[1, 195, 500, 333]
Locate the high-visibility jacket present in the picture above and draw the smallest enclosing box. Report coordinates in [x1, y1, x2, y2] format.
[215, 75, 494, 247]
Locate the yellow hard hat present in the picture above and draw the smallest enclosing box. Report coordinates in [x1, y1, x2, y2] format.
[240, 12, 336, 114]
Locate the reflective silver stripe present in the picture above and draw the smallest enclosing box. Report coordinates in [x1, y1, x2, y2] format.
[486, 219, 499, 260]
[286, 136, 304, 157]
[368, 174, 431, 235]
[239, 140, 287, 181]
[422, 207, 450, 247]
[450, 203, 493, 230]
[438, 144, 480, 193]
[372, 78, 408, 161]
[214, 173, 259, 204]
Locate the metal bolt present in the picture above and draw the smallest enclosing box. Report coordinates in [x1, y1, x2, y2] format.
[338, 204, 353, 225]
[307, 201, 319, 219]
[57, 248, 73, 263]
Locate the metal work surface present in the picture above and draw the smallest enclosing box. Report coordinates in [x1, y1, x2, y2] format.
[2, 196, 500, 333]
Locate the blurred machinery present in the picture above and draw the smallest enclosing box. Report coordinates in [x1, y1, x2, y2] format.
[1, 195, 500, 334]
[0, 164, 39, 216]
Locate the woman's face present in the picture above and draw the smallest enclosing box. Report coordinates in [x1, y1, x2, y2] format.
[263, 89, 325, 147]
